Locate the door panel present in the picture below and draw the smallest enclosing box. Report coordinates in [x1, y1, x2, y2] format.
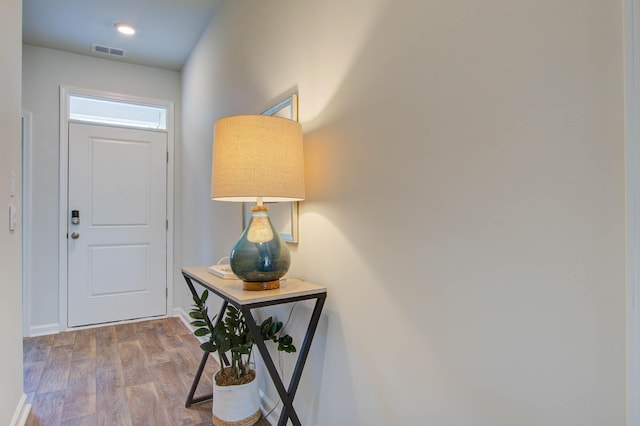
[68, 122, 167, 327]
[91, 139, 151, 225]
[89, 244, 149, 295]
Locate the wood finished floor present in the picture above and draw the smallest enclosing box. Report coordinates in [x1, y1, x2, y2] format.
[23, 317, 271, 426]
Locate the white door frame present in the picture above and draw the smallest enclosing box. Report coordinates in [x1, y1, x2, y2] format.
[22, 112, 32, 337]
[58, 85, 175, 331]
[626, 0, 640, 424]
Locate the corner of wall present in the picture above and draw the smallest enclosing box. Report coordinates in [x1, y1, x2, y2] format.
[9, 394, 30, 426]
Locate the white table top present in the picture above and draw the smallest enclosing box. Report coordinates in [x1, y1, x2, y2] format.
[182, 266, 326, 306]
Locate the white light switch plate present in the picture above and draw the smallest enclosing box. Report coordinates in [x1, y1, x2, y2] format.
[9, 204, 17, 231]
[10, 172, 16, 197]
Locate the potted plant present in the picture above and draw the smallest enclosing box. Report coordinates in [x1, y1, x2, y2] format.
[190, 290, 296, 426]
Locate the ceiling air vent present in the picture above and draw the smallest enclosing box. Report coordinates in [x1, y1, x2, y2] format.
[91, 44, 126, 57]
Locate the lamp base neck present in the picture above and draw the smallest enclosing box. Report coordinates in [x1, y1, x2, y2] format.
[243, 280, 280, 291]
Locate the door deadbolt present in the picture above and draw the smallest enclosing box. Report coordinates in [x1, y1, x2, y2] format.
[71, 210, 80, 225]
[71, 232, 80, 239]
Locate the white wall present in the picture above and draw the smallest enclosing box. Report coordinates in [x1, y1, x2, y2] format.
[22, 45, 182, 331]
[0, 0, 27, 423]
[181, 1, 626, 425]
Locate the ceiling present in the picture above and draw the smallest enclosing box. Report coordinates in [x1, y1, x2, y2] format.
[22, 0, 221, 71]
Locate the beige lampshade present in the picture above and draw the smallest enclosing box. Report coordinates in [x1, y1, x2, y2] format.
[211, 115, 305, 202]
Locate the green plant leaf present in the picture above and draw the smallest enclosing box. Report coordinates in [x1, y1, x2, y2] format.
[218, 341, 231, 353]
[201, 290, 208, 303]
[200, 342, 216, 352]
[260, 324, 269, 335]
[190, 320, 207, 327]
[278, 341, 296, 352]
[194, 327, 210, 337]
[280, 335, 292, 345]
[189, 311, 204, 319]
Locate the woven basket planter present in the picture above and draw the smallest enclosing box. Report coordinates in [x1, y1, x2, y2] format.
[212, 370, 261, 426]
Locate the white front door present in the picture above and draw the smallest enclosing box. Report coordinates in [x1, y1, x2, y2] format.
[67, 122, 167, 327]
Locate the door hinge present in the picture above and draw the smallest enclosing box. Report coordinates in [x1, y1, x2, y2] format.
[167, 151, 169, 163]
[166, 219, 168, 230]
[166, 288, 168, 298]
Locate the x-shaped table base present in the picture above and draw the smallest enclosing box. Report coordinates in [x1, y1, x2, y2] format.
[181, 266, 327, 426]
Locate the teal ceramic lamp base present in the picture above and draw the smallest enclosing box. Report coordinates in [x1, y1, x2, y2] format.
[230, 206, 290, 291]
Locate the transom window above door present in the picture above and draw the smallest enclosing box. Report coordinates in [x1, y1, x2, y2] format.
[69, 95, 167, 130]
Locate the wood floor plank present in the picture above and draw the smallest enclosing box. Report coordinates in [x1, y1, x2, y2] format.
[61, 392, 95, 422]
[171, 346, 217, 396]
[71, 328, 96, 360]
[137, 326, 172, 366]
[126, 382, 171, 425]
[131, 320, 160, 341]
[162, 316, 191, 335]
[96, 369, 132, 426]
[95, 325, 122, 378]
[95, 326, 118, 364]
[94, 324, 134, 426]
[53, 331, 76, 347]
[119, 340, 153, 386]
[29, 390, 66, 425]
[37, 345, 73, 393]
[179, 333, 209, 361]
[59, 414, 97, 426]
[150, 361, 210, 424]
[156, 330, 184, 351]
[65, 356, 96, 397]
[23, 336, 52, 363]
[115, 322, 139, 343]
[24, 411, 41, 426]
[118, 339, 147, 369]
[23, 361, 45, 394]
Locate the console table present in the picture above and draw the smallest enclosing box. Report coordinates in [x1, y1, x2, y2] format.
[181, 266, 327, 426]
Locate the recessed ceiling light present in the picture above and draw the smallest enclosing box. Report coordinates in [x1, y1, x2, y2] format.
[115, 23, 136, 36]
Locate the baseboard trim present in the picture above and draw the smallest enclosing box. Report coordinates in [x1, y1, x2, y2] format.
[10, 394, 31, 426]
[259, 389, 280, 425]
[175, 307, 212, 346]
[174, 307, 192, 331]
[28, 323, 59, 337]
[32, 313, 191, 337]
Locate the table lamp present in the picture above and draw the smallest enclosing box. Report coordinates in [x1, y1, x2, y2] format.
[211, 115, 305, 290]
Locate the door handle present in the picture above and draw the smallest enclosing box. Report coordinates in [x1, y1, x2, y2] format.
[71, 232, 80, 239]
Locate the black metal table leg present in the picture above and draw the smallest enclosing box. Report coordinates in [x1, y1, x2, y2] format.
[242, 307, 301, 425]
[279, 293, 326, 424]
[183, 273, 230, 406]
[242, 294, 326, 426]
[185, 350, 212, 407]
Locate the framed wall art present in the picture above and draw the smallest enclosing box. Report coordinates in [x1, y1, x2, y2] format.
[242, 94, 300, 243]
